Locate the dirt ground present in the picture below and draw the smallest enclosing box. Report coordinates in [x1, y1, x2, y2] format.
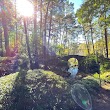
[51, 70, 110, 110]
[93, 84, 110, 110]
[73, 73, 110, 110]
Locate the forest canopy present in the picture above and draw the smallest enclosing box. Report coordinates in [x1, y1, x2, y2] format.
[0, 0, 110, 70]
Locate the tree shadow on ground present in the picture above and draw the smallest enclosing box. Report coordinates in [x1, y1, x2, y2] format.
[92, 85, 110, 110]
[65, 77, 110, 110]
[80, 78, 110, 110]
[2, 70, 29, 110]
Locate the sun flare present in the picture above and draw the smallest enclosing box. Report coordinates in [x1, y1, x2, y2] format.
[16, 0, 34, 17]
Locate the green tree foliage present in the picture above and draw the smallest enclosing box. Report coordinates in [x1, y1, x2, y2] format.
[2, 0, 110, 70]
[76, 0, 110, 57]
[81, 54, 100, 74]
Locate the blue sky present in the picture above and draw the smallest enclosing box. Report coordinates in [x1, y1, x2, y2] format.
[69, 0, 83, 12]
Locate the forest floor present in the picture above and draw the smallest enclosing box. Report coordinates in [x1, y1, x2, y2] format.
[76, 73, 110, 110]
[93, 84, 110, 110]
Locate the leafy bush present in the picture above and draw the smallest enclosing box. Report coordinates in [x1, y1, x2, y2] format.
[106, 75, 110, 83]
[19, 54, 29, 70]
[66, 76, 100, 96]
[100, 61, 110, 72]
[0, 69, 78, 110]
[81, 76, 100, 94]
[81, 55, 100, 74]
[80, 54, 110, 74]
[93, 72, 110, 83]
[98, 55, 110, 72]
[0, 69, 102, 110]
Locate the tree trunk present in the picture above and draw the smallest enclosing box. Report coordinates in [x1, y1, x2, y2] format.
[65, 25, 69, 55]
[85, 35, 90, 55]
[0, 29, 3, 56]
[104, 9, 108, 58]
[40, 0, 43, 39]
[43, 1, 50, 69]
[47, 2, 53, 48]
[43, 1, 50, 54]
[23, 18, 33, 69]
[83, 28, 90, 55]
[90, 25, 95, 54]
[101, 31, 106, 56]
[104, 27, 108, 58]
[1, 0, 9, 56]
[15, 0, 18, 47]
[33, 0, 39, 68]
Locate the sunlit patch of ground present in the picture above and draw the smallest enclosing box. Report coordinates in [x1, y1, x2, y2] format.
[80, 74, 110, 110]
[101, 83, 110, 90]
[93, 72, 110, 90]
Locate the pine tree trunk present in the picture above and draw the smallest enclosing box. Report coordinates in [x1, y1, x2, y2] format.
[23, 18, 33, 69]
[83, 28, 90, 55]
[104, 27, 108, 58]
[15, 0, 18, 46]
[47, 2, 53, 48]
[43, 1, 50, 69]
[0, 29, 3, 56]
[90, 25, 95, 54]
[1, 0, 9, 56]
[40, 0, 43, 41]
[33, 0, 39, 68]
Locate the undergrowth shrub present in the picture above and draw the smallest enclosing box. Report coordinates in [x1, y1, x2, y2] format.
[80, 54, 110, 74]
[99, 55, 110, 72]
[81, 54, 100, 74]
